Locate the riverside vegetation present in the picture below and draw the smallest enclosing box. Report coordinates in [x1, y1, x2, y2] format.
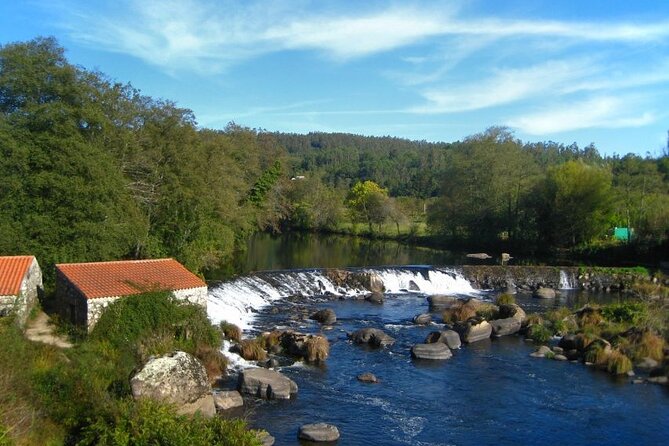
[0, 292, 261, 446]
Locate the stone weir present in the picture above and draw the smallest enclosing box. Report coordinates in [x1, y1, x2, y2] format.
[457, 265, 653, 292]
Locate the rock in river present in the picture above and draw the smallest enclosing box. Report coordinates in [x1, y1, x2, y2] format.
[411, 343, 453, 360]
[311, 308, 337, 325]
[453, 318, 492, 343]
[489, 317, 521, 337]
[349, 328, 395, 347]
[533, 287, 556, 299]
[413, 313, 432, 325]
[298, 423, 340, 442]
[213, 390, 244, 411]
[238, 368, 298, 400]
[425, 330, 461, 349]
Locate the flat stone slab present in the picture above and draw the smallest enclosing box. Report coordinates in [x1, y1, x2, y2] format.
[238, 368, 298, 400]
[298, 423, 340, 442]
[411, 343, 453, 360]
[454, 319, 492, 343]
[213, 390, 244, 410]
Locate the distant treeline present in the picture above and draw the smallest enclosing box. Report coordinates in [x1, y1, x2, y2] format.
[1, 37, 668, 277]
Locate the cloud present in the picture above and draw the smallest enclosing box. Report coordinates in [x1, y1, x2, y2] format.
[507, 96, 657, 134]
[409, 59, 597, 113]
[54, 0, 669, 73]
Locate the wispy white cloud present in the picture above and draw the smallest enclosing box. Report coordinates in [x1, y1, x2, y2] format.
[507, 96, 657, 134]
[409, 59, 597, 113]
[54, 0, 669, 73]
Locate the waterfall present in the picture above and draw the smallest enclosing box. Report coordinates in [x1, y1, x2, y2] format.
[207, 267, 476, 330]
[558, 270, 577, 290]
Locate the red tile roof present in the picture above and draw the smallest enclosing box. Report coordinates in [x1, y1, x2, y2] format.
[0, 256, 35, 296]
[56, 259, 206, 299]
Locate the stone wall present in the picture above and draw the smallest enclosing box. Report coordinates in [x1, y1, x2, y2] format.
[0, 295, 14, 316]
[87, 296, 122, 331]
[173, 286, 208, 308]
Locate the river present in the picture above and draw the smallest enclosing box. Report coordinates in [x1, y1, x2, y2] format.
[206, 233, 668, 445]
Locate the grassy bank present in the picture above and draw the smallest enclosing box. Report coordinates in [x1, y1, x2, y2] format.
[0, 293, 261, 446]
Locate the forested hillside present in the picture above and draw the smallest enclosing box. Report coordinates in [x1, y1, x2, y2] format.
[1, 37, 668, 277]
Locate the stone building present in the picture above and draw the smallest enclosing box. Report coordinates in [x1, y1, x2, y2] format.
[55, 258, 207, 331]
[0, 255, 43, 327]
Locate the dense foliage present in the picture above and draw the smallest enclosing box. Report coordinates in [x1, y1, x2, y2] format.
[0, 295, 260, 445]
[0, 37, 285, 276]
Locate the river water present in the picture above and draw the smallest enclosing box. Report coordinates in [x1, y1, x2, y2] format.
[207, 233, 668, 445]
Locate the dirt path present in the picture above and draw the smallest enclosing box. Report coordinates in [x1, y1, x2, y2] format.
[24, 311, 73, 348]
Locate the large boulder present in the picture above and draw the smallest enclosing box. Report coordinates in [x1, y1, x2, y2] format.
[326, 269, 385, 293]
[558, 334, 578, 351]
[425, 330, 462, 349]
[298, 423, 340, 442]
[238, 368, 298, 400]
[130, 351, 214, 417]
[310, 309, 337, 325]
[453, 318, 492, 343]
[349, 328, 395, 347]
[489, 317, 521, 337]
[411, 343, 453, 360]
[533, 287, 556, 299]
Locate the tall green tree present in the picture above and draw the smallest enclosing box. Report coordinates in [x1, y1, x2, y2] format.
[347, 180, 392, 232]
[534, 160, 613, 247]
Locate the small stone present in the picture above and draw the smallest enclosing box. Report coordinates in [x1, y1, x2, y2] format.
[632, 378, 645, 385]
[310, 309, 337, 325]
[552, 346, 564, 354]
[533, 287, 556, 299]
[366, 292, 384, 304]
[636, 357, 659, 370]
[647, 376, 668, 384]
[413, 313, 432, 325]
[298, 423, 340, 442]
[357, 372, 378, 383]
[554, 354, 568, 361]
[256, 431, 275, 446]
[530, 345, 552, 358]
[349, 328, 395, 347]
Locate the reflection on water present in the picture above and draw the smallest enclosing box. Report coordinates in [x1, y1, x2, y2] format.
[206, 232, 463, 279]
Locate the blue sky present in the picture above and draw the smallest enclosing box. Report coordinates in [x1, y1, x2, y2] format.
[2, 0, 669, 156]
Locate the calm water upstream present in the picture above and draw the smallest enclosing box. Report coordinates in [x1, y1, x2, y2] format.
[207, 233, 668, 445]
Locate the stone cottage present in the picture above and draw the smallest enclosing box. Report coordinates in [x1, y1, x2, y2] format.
[55, 258, 207, 331]
[0, 255, 43, 327]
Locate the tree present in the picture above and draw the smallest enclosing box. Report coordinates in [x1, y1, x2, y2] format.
[427, 127, 539, 244]
[347, 180, 392, 232]
[534, 161, 613, 247]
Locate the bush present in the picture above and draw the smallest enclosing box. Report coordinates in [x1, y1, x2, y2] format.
[601, 301, 648, 325]
[524, 314, 544, 327]
[632, 331, 665, 362]
[79, 399, 261, 446]
[584, 341, 610, 367]
[442, 302, 477, 323]
[239, 339, 267, 361]
[475, 303, 499, 321]
[305, 336, 329, 362]
[606, 349, 633, 375]
[528, 324, 552, 344]
[496, 294, 516, 305]
[220, 321, 242, 343]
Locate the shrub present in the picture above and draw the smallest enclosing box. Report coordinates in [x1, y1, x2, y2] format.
[576, 306, 605, 328]
[606, 349, 633, 375]
[443, 302, 477, 323]
[633, 331, 665, 362]
[601, 301, 648, 325]
[305, 336, 329, 362]
[239, 339, 267, 361]
[261, 330, 283, 350]
[79, 399, 261, 446]
[220, 321, 242, 343]
[528, 324, 552, 344]
[524, 313, 544, 327]
[584, 341, 610, 367]
[475, 303, 499, 321]
[496, 294, 516, 305]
